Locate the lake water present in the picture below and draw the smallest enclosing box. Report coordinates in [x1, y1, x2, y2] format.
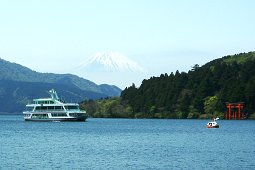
[0, 115, 255, 169]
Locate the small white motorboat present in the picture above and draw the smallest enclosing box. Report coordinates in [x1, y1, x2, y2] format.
[206, 117, 219, 128]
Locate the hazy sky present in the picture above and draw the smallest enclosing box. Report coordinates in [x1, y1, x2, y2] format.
[1, 0, 255, 89]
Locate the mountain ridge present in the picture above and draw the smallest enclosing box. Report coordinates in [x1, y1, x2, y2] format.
[0, 58, 121, 96]
[0, 58, 122, 112]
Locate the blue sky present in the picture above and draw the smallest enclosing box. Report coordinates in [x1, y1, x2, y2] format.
[0, 0, 255, 88]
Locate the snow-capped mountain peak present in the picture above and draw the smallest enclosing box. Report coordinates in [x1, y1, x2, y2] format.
[79, 51, 145, 72]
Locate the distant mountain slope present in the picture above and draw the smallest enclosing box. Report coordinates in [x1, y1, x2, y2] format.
[0, 58, 121, 96]
[99, 84, 122, 97]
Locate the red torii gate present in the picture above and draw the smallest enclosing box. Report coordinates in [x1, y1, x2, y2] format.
[225, 102, 244, 120]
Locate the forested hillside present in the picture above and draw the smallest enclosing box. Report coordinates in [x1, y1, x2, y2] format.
[81, 52, 255, 119]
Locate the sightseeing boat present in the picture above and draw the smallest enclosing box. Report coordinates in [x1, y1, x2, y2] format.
[206, 118, 219, 128]
[23, 89, 87, 122]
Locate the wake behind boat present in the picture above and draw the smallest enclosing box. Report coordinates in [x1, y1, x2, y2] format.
[23, 89, 88, 122]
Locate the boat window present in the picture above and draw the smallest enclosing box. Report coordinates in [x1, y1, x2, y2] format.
[65, 106, 79, 110]
[35, 106, 64, 111]
[55, 106, 64, 110]
[35, 106, 41, 110]
[47, 106, 54, 110]
[51, 113, 67, 117]
[69, 113, 86, 117]
[35, 106, 48, 110]
[41, 106, 47, 110]
[35, 100, 55, 104]
[31, 114, 48, 118]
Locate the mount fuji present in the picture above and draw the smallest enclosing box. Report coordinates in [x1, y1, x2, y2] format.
[78, 51, 145, 72]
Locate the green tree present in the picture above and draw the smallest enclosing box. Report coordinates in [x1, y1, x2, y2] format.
[204, 96, 218, 118]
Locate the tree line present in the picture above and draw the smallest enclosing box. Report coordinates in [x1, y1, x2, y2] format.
[81, 52, 255, 119]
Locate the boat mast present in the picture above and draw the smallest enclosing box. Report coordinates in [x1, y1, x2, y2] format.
[48, 89, 60, 101]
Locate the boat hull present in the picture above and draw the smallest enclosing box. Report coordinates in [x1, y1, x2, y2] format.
[24, 117, 87, 122]
[206, 125, 219, 128]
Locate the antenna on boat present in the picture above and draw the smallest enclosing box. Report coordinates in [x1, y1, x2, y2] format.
[48, 89, 60, 100]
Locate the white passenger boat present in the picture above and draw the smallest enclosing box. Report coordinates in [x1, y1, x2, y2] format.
[23, 89, 87, 121]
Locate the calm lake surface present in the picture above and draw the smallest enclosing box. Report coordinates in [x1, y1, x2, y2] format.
[0, 115, 255, 170]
